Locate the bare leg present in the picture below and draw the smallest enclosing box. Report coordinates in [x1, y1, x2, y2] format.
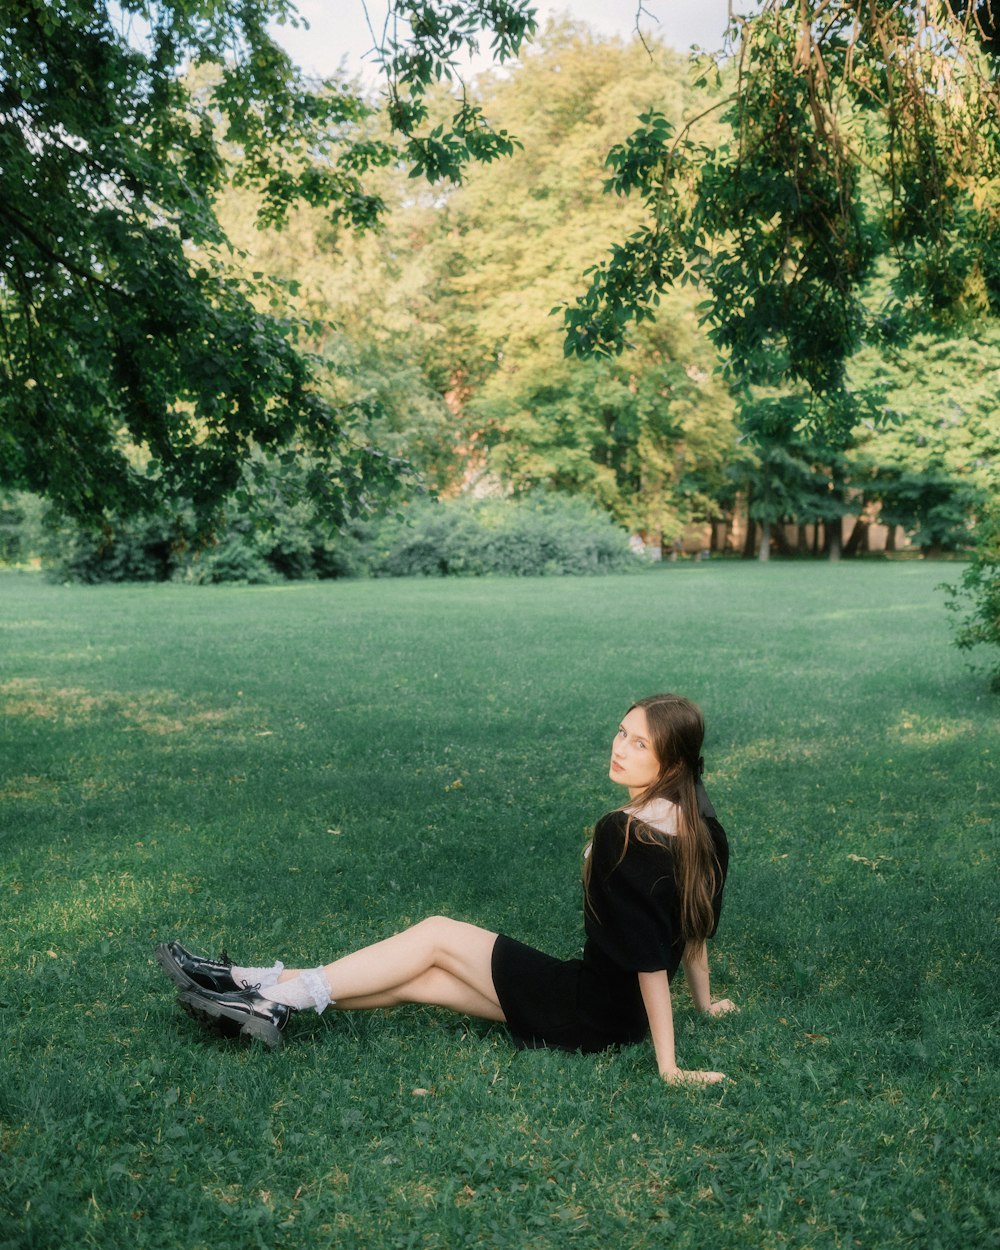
[276, 917, 505, 1022]
[336, 968, 504, 1019]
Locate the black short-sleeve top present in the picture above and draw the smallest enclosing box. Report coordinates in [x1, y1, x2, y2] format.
[583, 804, 729, 983]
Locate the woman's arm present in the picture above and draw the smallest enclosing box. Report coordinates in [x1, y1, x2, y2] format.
[681, 943, 737, 1016]
[637, 970, 726, 1084]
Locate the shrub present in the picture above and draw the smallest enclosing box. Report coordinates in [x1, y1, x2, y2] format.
[44, 453, 371, 585]
[373, 501, 490, 577]
[51, 513, 183, 583]
[371, 494, 637, 578]
[944, 503, 1000, 690]
[0, 492, 49, 566]
[41, 487, 635, 584]
[182, 514, 368, 584]
[183, 526, 278, 585]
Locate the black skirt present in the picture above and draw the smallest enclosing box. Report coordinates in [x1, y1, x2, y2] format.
[491, 933, 649, 1054]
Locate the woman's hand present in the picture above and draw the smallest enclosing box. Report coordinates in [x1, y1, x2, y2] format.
[661, 1068, 727, 1085]
[706, 998, 738, 1016]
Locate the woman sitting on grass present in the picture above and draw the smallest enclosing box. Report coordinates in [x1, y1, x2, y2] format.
[157, 693, 736, 1084]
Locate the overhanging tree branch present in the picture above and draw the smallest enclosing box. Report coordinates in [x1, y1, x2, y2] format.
[0, 0, 539, 525]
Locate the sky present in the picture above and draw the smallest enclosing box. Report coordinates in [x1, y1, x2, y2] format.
[269, 1, 741, 81]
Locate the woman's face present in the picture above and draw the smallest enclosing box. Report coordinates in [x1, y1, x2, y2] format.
[609, 706, 661, 797]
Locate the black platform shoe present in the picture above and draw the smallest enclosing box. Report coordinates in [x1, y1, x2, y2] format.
[177, 986, 291, 1049]
[155, 942, 240, 994]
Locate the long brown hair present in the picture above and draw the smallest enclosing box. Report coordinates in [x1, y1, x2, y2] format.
[588, 693, 721, 945]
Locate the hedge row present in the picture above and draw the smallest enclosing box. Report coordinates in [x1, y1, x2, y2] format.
[2, 493, 638, 582]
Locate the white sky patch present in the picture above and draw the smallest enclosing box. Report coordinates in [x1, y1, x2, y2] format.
[268, 1, 746, 84]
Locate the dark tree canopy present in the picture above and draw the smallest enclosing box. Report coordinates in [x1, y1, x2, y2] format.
[0, 0, 535, 524]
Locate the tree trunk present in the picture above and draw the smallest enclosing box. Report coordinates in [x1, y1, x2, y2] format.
[797, 523, 809, 555]
[812, 522, 822, 556]
[885, 524, 897, 553]
[843, 517, 869, 557]
[772, 524, 794, 556]
[758, 519, 771, 562]
[742, 520, 757, 559]
[827, 517, 843, 562]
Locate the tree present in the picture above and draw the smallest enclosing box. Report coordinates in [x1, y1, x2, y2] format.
[558, 0, 1000, 653]
[727, 393, 849, 560]
[566, 1, 999, 364]
[847, 329, 999, 554]
[413, 23, 739, 535]
[0, 0, 535, 526]
[210, 22, 741, 535]
[559, 0, 1000, 470]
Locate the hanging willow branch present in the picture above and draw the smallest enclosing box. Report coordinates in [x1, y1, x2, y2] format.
[564, 0, 1000, 405]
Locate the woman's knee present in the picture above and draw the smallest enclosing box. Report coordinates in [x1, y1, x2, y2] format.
[412, 916, 490, 968]
[415, 915, 463, 949]
[409, 917, 496, 982]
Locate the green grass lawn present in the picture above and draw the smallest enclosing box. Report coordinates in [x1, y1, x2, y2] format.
[1, 564, 996, 1250]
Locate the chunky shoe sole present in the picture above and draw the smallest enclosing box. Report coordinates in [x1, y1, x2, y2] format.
[177, 988, 285, 1049]
[154, 942, 240, 994]
[155, 943, 202, 992]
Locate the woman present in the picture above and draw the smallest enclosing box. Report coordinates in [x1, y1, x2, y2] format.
[157, 693, 736, 1083]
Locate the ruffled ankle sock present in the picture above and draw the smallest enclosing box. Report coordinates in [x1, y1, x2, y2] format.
[230, 961, 284, 990]
[261, 968, 333, 1015]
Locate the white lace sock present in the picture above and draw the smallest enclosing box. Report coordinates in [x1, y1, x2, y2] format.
[230, 961, 284, 990]
[261, 968, 334, 1015]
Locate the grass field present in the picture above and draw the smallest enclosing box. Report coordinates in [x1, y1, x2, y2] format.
[1, 563, 997, 1250]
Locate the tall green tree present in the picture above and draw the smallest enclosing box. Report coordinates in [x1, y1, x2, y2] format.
[0, 0, 535, 525]
[558, 0, 999, 655]
[429, 23, 739, 534]
[212, 23, 741, 534]
[726, 393, 849, 561]
[563, 0, 1000, 404]
[847, 329, 999, 554]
